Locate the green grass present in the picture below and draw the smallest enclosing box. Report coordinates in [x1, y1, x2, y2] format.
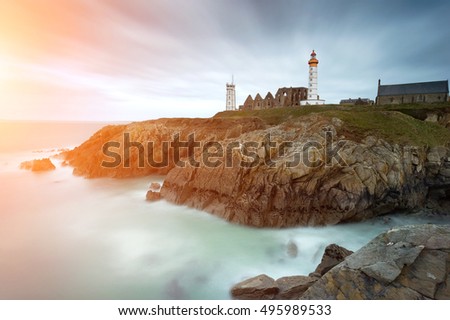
[322, 110, 449, 147]
[214, 103, 450, 147]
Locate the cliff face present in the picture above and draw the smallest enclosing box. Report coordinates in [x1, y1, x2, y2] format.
[64, 118, 265, 178]
[64, 107, 450, 227]
[161, 114, 450, 227]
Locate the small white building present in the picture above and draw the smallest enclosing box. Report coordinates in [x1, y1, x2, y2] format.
[300, 50, 325, 105]
[225, 77, 236, 111]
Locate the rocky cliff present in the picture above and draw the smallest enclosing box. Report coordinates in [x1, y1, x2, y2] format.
[64, 106, 450, 227]
[161, 112, 450, 227]
[64, 117, 265, 178]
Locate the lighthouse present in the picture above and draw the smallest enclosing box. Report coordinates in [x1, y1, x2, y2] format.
[225, 77, 236, 111]
[300, 50, 325, 105]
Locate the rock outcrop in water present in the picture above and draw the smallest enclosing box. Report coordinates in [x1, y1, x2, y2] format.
[301, 224, 450, 299]
[20, 158, 56, 172]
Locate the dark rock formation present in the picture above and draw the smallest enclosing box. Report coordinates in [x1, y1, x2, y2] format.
[20, 158, 56, 172]
[301, 224, 450, 299]
[310, 244, 353, 277]
[230, 274, 279, 300]
[146, 191, 161, 202]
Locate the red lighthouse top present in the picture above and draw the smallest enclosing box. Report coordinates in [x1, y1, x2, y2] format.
[308, 50, 318, 66]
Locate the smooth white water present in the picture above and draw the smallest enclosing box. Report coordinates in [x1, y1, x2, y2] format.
[0, 121, 449, 299]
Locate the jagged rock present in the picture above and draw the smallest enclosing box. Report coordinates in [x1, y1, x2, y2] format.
[20, 158, 56, 172]
[301, 225, 450, 300]
[230, 274, 279, 300]
[311, 244, 353, 276]
[275, 276, 317, 299]
[146, 191, 161, 202]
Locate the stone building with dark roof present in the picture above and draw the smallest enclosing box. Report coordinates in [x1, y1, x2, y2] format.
[376, 80, 449, 105]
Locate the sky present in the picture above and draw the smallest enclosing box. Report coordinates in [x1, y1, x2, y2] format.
[0, 0, 449, 121]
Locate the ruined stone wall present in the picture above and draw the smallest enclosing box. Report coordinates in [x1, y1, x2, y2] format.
[240, 87, 307, 110]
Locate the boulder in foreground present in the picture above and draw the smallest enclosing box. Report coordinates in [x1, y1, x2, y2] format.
[231, 274, 279, 300]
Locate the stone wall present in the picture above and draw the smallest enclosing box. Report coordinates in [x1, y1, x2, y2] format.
[377, 93, 448, 105]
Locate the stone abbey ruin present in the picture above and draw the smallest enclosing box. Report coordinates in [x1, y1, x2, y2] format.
[239, 87, 308, 110]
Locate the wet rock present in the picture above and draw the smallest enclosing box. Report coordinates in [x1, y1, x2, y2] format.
[20, 158, 56, 172]
[275, 276, 317, 299]
[286, 240, 298, 258]
[231, 274, 279, 300]
[311, 244, 353, 276]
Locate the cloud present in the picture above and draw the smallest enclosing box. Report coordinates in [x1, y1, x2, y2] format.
[0, 0, 449, 120]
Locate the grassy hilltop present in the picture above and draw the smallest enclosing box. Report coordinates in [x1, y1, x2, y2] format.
[215, 103, 450, 147]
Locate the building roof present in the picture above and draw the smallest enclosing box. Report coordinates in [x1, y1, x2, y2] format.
[378, 80, 449, 96]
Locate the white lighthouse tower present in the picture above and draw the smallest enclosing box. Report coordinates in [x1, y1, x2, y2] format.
[300, 50, 325, 105]
[225, 77, 236, 111]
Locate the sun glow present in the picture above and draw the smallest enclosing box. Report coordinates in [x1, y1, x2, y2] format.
[0, 54, 13, 80]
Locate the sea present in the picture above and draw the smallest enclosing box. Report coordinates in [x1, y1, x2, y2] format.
[0, 120, 449, 299]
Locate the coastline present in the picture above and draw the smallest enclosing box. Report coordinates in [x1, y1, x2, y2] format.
[63, 104, 450, 228]
[3, 104, 450, 299]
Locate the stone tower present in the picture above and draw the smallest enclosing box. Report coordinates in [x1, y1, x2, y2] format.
[225, 77, 236, 111]
[301, 50, 325, 105]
